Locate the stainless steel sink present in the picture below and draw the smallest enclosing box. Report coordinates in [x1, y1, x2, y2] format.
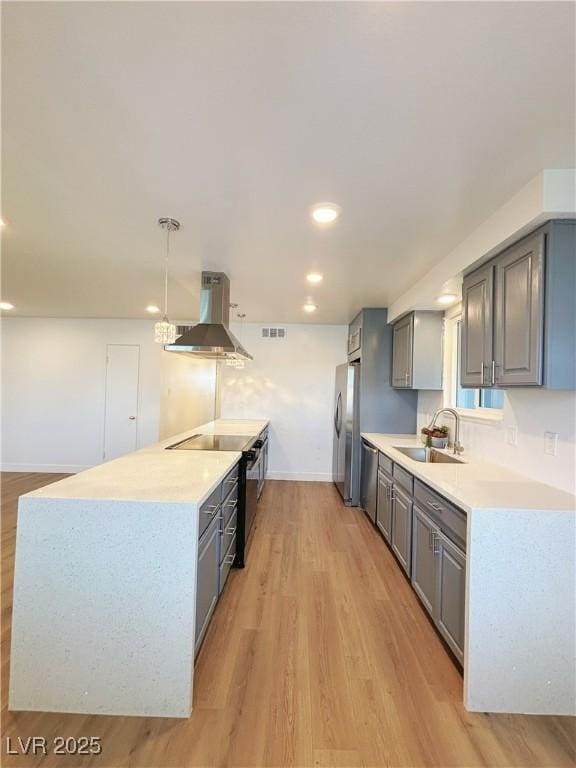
[393, 446, 465, 464]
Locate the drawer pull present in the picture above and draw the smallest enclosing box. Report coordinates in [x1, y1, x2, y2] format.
[224, 478, 237, 485]
[225, 499, 237, 508]
[225, 525, 237, 535]
[224, 554, 235, 565]
[427, 501, 443, 513]
[203, 504, 219, 515]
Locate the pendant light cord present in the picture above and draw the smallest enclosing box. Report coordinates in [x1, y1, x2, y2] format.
[163, 225, 170, 319]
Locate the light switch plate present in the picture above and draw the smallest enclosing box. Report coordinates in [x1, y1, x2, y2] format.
[506, 426, 518, 446]
[544, 431, 558, 456]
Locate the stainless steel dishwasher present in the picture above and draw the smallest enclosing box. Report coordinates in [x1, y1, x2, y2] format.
[360, 439, 378, 523]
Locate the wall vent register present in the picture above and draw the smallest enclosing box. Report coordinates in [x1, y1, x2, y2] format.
[261, 327, 286, 339]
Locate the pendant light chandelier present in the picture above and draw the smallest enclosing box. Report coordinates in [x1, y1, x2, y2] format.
[154, 217, 180, 344]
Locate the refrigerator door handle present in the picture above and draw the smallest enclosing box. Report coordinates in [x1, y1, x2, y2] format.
[334, 392, 342, 437]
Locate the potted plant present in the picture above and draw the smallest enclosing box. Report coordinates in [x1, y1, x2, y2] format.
[421, 424, 449, 449]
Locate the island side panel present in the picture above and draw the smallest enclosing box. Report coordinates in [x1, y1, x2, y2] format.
[9, 497, 198, 718]
[464, 507, 576, 715]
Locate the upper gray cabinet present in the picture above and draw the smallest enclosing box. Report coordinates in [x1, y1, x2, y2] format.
[494, 232, 544, 386]
[392, 314, 413, 387]
[347, 312, 362, 361]
[461, 220, 575, 390]
[461, 264, 494, 387]
[391, 311, 443, 390]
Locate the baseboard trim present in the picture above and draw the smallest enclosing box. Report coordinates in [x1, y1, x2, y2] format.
[266, 472, 333, 482]
[1, 464, 87, 474]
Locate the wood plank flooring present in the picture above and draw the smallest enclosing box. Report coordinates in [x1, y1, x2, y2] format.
[1, 472, 574, 767]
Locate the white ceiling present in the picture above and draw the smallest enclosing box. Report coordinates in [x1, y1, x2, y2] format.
[2, 1, 574, 324]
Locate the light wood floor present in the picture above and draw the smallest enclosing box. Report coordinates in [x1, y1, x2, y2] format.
[1, 473, 574, 768]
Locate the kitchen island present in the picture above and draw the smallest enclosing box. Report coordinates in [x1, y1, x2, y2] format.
[362, 433, 576, 717]
[8, 419, 268, 718]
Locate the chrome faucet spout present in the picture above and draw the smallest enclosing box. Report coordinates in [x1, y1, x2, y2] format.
[426, 408, 464, 455]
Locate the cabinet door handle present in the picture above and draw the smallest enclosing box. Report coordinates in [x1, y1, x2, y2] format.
[405, 372, 409, 386]
[491, 360, 496, 386]
[431, 531, 441, 555]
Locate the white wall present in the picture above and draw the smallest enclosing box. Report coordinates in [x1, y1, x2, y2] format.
[159, 351, 218, 440]
[1, 318, 218, 472]
[418, 389, 576, 495]
[220, 322, 348, 481]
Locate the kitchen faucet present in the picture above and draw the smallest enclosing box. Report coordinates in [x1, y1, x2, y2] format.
[426, 408, 464, 455]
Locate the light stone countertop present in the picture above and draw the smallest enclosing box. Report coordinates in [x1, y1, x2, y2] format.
[362, 433, 576, 513]
[25, 418, 269, 506]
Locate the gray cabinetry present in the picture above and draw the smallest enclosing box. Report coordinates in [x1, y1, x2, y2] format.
[391, 311, 443, 390]
[461, 220, 575, 390]
[392, 314, 413, 388]
[348, 312, 363, 360]
[461, 264, 494, 387]
[376, 469, 393, 542]
[410, 503, 466, 664]
[390, 484, 412, 575]
[494, 231, 544, 386]
[411, 505, 437, 616]
[436, 533, 466, 661]
[374, 449, 468, 665]
[195, 461, 240, 656]
[195, 513, 220, 654]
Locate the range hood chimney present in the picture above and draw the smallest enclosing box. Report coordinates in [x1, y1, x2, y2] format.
[164, 272, 252, 360]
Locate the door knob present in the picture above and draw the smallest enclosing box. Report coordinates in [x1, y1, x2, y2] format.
[128, 416, 136, 420]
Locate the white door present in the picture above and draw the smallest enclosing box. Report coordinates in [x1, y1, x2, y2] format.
[103, 344, 140, 461]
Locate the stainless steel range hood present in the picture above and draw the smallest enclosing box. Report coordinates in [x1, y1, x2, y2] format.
[164, 272, 252, 360]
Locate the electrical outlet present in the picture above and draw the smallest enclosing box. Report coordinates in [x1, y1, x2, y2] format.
[544, 431, 558, 456]
[506, 426, 518, 446]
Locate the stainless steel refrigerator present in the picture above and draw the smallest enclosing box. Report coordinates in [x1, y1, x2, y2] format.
[332, 363, 360, 504]
[332, 309, 417, 508]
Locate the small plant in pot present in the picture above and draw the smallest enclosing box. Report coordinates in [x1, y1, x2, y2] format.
[421, 425, 449, 449]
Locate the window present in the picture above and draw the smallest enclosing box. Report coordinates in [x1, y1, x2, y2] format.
[445, 314, 504, 415]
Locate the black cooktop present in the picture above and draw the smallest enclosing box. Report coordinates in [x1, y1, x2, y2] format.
[166, 434, 255, 452]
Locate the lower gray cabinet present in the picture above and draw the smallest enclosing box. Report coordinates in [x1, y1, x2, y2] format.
[195, 513, 220, 655]
[411, 505, 437, 616]
[411, 504, 466, 664]
[436, 532, 466, 662]
[391, 484, 412, 575]
[376, 469, 393, 542]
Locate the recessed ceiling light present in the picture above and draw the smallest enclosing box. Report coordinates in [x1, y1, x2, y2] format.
[303, 302, 317, 313]
[306, 273, 323, 284]
[311, 203, 341, 224]
[146, 304, 160, 313]
[0, 302, 14, 310]
[437, 293, 458, 305]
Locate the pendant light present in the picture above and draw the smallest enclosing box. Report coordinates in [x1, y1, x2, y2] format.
[154, 217, 180, 344]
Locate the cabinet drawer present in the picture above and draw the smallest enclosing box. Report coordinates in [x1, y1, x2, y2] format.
[219, 534, 237, 593]
[393, 463, 414, 495]
[221, 508, 238, 562]
[199, 485, 221, 539]
[378, 452, 393, 476]
[222, 482, 239, 517]
[222, 463, 239, 495]
[414, 480, 466, 549]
